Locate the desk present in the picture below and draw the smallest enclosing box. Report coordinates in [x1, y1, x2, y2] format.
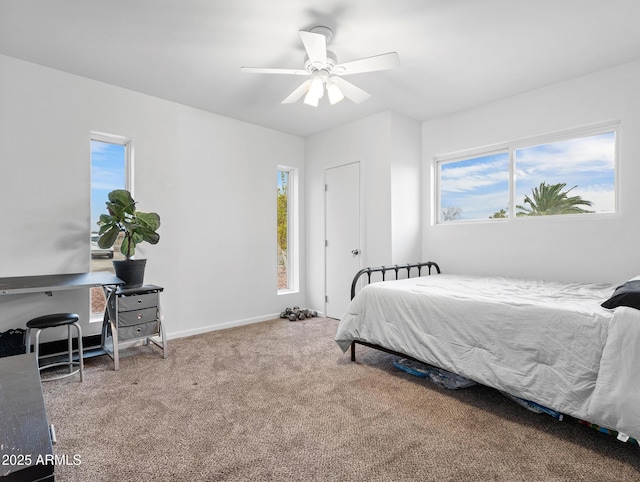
[0, 272, 123, 360]
[0, 272, 123, 296]
[0, 354, 54, 481]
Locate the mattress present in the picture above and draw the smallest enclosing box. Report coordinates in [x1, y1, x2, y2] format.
[336, 274, 640, 440]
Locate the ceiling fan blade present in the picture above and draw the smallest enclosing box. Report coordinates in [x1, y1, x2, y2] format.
[281, 80, 312, 104]
[330, 77, 371, 104]
[299, 30, 327, 66]
[334, 52, 400, 75]
[241, 67, 309, 75]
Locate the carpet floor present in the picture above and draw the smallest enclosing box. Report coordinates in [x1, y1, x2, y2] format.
[42, 317, 640, 481]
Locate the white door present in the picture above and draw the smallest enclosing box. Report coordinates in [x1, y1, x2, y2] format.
[325, 162, 360, 319]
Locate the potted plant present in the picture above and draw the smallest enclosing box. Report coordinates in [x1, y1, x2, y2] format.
[97, 189, 160, 287]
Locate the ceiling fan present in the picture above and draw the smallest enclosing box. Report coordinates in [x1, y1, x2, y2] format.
[241, 26, 400, 107]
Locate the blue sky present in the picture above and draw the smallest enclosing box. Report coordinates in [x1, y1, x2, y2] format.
[440, 131, 615, 220]
[440, 152, 509, 220]
[278, 170, 289, 191]
[91, 140, 126, 231]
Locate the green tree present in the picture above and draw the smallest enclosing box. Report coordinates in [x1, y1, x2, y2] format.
[489, 208, 508, 219]
[277, 172, 288, 262]
[516, 182, 593, 216]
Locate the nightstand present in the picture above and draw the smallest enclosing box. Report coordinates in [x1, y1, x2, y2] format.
[101, 284, 168, 370]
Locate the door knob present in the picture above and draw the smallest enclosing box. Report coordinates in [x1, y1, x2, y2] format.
[351, 249, 360, 255]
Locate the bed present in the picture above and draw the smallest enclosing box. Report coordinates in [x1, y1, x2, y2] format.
[335, 262, 640, 444]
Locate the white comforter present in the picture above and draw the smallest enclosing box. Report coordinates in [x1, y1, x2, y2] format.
[336, 274, 640, 440]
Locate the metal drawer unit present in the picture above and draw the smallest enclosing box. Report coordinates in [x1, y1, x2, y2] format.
[101, 284, 168, 370]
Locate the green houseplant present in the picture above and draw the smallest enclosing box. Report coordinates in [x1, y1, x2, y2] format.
[97, 189, 160, 287]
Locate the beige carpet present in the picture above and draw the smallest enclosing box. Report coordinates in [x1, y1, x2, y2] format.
[42, 317, 640, 481]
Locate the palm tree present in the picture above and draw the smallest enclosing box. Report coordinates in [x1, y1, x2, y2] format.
[489, 208, 508, 219]
[516, 182, 593, 216]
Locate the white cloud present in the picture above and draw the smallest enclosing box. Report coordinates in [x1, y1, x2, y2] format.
[441, 158, 508, 193]
[570, 184, 615, 212]
[91, 165, 123, 190]
[515, 133, 615, 177]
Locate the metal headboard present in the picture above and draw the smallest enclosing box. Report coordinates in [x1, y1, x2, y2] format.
[350, 261, 441, 300]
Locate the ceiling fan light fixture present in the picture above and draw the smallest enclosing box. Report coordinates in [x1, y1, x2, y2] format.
[327, 79, 344, 105]
[308, 73, 324, 99]
[303, 89, 320, 107]
[303, 72, 325, 106]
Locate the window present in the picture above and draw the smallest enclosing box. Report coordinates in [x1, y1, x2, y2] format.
[439, 151, 510, 222]
[436, 124, 617, 223]
[277, 167, 298, 292]
[514, 132, 615, 216]
[90, 133, 130, 317]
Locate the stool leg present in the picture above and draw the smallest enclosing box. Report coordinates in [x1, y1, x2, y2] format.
[74, 322, 84, 382]
[67, 324, 73, 374]
[33, 329, 42, 372]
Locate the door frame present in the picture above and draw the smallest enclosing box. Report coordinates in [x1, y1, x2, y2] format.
[324, 161, 365, 318]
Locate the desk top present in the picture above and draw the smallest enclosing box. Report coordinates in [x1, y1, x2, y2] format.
[0, 353, 54, 480]
[0, 272, 123, 295]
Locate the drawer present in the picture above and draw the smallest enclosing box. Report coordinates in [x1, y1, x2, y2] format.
[118, 307, 157, 326]
[112, 292, 159, 312]
[118, 320, 159, 341]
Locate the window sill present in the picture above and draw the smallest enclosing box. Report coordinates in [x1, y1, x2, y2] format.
[277, 289, 299, 296]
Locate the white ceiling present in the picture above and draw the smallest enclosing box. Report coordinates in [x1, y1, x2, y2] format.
[2, 0, 640, 137]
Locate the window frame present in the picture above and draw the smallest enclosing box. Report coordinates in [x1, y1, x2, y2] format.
[90, 132, 133, 194]
[436, 148, 510, 224]
[277, 165, 299, 294]
[89, 132, 133, 320]
[434, 121, 620, 225]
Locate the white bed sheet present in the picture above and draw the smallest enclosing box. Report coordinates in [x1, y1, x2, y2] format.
[335, 274, 640, 440]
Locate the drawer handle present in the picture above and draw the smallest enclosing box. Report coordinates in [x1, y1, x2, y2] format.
[136, 327, 142, 333]
[137, 299, 143, 304]
[137, 314, 143, 320]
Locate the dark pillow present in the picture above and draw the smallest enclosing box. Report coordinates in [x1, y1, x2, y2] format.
[601, 280, 640, 310]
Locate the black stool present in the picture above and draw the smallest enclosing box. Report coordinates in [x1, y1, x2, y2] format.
[26, 313, 84, 382]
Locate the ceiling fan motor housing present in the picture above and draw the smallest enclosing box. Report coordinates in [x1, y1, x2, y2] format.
[304, 50, 338, 73]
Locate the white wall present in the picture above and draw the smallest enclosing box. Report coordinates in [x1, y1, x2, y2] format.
[422, 59, 640, 284]
[390, 112, 422, 264]
[305, 111, 421, 312]
[0, 54, 305, 340]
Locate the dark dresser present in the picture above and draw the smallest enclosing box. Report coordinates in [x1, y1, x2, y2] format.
[0, 353, 54, 481]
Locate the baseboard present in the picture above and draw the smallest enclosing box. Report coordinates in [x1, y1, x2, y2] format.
[167, 312, 283, 340]
[25, 310, 327, 356]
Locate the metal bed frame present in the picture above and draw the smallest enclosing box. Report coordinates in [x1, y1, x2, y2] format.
[345, 261, 640, 446]
[349, 261, 440, 362]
